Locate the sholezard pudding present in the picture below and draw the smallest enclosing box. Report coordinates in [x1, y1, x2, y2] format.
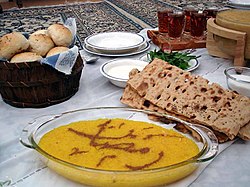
[39, 118, 199, 171]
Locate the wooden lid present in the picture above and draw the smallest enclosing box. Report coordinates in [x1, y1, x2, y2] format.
[214, 9, 250, 60]
[216, 9, 250, 30]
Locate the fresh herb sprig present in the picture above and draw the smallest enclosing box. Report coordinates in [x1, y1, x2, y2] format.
[148, 49, 200, 70]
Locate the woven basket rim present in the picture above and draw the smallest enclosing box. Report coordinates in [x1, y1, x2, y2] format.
[0, 54, 84, 108]
[0, 60, 43, 69]
[0, 62, 83, 86]
[2, 89, 78, 108]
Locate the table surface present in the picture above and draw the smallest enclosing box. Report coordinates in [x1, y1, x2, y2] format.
[0, 29, 250, 187]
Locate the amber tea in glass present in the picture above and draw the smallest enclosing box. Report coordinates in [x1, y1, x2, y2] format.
[168, 11, 185, 39]
[157, 9, 173, 33]
[190, 12, 207, 38]
[184, 8, 198, 32]
[204, 7, 218, 19]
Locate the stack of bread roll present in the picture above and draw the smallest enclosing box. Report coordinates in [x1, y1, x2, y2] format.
[0, 23, 73, 63]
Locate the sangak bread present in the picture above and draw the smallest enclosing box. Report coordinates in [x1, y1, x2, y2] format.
[125, 58, 250, 140]
[121, 83, 229, 143]
[238, 122, 250, 140]
[120, 71, 231, 142]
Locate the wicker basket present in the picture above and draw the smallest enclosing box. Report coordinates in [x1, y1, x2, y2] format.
[0, 55, 84, 108]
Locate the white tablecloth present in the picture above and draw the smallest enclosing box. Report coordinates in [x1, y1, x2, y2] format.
[0, 29, 250, 187]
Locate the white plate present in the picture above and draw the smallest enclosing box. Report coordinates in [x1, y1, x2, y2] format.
[139, 54, 200, 72]
[100, 59, 148, 88]
[83, 42, 150, 57]
[228, 0, 250, 6]
[84, 32, 146, 54]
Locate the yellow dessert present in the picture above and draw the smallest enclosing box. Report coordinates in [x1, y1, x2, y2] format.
[39, 118, 199, 171]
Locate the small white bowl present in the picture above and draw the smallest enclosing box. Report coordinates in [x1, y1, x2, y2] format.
[224, 66, 250, 97]
[100, 59, 148, 88]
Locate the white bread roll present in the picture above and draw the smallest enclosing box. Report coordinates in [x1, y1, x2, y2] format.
[31, 29, 48, 36]
[28, 34, 54, 56]
[0, 32, 29, 60]
[46, 46, 69, 57]
[10, 52, 42, 63]
[47, 24, 73, 47]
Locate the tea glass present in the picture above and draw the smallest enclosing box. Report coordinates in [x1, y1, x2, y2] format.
[157, 9, 173, 33]
[190, 11, 207, 39]
[203, 7, 218, 31]
[203, 7, 218, 19]
[183, 7, 198, 32]
[168, 11, 186, 40]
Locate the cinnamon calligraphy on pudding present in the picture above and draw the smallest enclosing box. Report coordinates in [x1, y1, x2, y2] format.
[39, 118, 199, 171]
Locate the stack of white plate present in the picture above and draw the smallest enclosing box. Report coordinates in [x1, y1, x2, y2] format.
[228, 0, 250, 9]
[83, 32, 150, 57]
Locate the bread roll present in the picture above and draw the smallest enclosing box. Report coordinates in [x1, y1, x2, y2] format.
[31, 29, 48, 36]
[10, 52, 42, 63]
[0, 32, 29, 60]
[28, 34, 54, 56]
[46, 46, 69, 57]
[47, 24, 73, 47]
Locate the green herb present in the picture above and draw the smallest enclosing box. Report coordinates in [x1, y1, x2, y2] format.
[148, 49, 200, 70]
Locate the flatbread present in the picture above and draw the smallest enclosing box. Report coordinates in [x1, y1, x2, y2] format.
[239, 122, 250, 140]
[126, 58, 250, 140]
[121, 84, 229, 143]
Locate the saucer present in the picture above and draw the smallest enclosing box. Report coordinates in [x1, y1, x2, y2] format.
[83, 42, 150, 57]
[84, 32, 146, 54]
[139, 54, 200, 72]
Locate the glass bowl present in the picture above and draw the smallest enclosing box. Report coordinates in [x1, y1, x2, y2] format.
[224, 66, 250, 97]
[20, 107, 218, 187]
